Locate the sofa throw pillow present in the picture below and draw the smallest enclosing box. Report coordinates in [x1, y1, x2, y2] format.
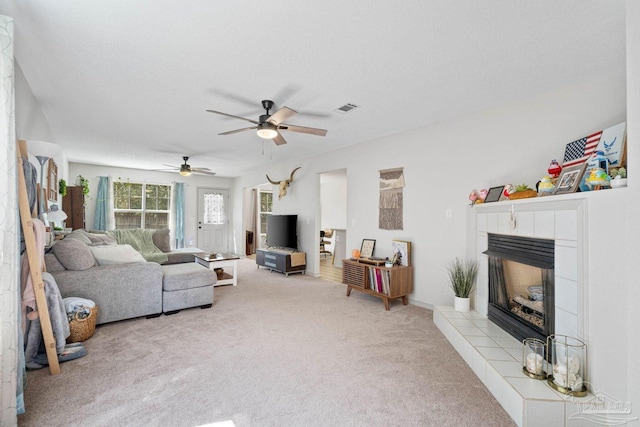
[152, 229, 171, 253]
[52, 238, 95, 271]
[64, 229, 92, 245]
[87, 233, 117, 246]
[90, 244, 146, 266]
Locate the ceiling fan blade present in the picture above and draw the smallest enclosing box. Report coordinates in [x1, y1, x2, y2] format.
[267, 106, 297, 125]
[192, 170, 217, 176]
[162, 164, 180, 168]
[278, 124, 327, 136]
[273, 133, 287, 146]
[206, 110, 259, 125]
[219, 126, 257, 136]
[191, 167, 212, 172]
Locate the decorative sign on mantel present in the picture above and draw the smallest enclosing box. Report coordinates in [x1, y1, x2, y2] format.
[379, 167, 404, 230]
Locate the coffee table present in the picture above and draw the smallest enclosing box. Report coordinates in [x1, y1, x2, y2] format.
[194, 253, 240, 286]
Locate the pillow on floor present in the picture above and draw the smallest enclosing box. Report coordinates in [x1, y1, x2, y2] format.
[90, 244, 146, 265]
[52, 239, 95, 271]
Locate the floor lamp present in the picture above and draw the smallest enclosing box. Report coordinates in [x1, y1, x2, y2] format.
[35, 155, 49, 216]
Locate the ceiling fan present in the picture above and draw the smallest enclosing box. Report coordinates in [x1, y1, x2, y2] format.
[160, 156, 216, 176]
[206, 99, 327, 145]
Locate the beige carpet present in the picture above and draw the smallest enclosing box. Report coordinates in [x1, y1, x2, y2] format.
[18, 259, 514, 427]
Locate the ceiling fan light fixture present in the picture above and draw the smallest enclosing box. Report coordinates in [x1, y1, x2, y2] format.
[179, 170, 191, 177]
[256, 123, 278, 139]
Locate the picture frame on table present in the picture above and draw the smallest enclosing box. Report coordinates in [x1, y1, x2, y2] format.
[484, 186, 504, 203]
[391, 240, 411, 266]
[360, 239, 376, 258]
[554, 163, 588, 195]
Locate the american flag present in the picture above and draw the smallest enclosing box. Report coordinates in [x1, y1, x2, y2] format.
[562, 131, 603, 168]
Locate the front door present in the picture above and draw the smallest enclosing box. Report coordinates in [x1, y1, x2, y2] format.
[197, 188, 229, 253]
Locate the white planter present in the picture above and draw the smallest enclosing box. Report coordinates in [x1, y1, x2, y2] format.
[454, 296, 470, 312]
[611, 178, 627, 188]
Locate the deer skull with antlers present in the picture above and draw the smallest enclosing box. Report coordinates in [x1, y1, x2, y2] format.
[266, 167, 301, 199]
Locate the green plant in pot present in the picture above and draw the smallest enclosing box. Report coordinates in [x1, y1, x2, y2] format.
[58, 178, 67, 197]
[610, 167, 627, 188]
[447, 258, 478, 312]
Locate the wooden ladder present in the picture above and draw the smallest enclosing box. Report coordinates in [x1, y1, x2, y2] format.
[17, 140, 60, 375]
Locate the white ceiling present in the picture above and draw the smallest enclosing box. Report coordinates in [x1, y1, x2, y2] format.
[2, 1, 626, 177]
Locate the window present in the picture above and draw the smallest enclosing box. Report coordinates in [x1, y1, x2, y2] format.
[202, 191, 226, 225]
[259, 190, 272, 234]
[114, 182, 171, 229]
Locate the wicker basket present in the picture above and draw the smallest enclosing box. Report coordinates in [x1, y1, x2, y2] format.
[67, 306, 98, 343]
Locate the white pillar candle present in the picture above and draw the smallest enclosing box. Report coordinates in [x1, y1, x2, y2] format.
[526, 352, 543, 375]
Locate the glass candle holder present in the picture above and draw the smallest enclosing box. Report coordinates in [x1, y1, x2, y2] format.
[547, 334, 587, 396]
[522, 338, 546, 379]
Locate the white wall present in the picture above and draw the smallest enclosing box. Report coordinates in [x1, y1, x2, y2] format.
[625, 0, 640, 414]
[233, 73, 625, 301]
[68, 163, 234, 249]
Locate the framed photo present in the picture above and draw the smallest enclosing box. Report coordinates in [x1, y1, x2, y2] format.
[484, 186, 504, 203]
[391, 240, 411, 266]
[554, 163, 587, 195]
[360, 239, 376, 258]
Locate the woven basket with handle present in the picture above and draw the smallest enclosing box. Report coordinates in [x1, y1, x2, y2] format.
[67, 306, 98, 343]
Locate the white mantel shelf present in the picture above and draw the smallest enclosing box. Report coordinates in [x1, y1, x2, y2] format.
[473, 186, 626, 212]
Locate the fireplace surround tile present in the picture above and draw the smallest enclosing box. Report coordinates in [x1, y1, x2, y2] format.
[491, 335, 525, 349]
[555, 210, 578, 241]
[555, 276, 578, 314]
[490, 359, 524, 377]
[466, 335, 500, 347]
[556, 245, 578, 281]
[475, 346, 515, 361]
[534, 211, 555, 238]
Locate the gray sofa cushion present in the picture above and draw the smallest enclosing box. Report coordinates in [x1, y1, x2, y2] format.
[152, 229, 171, 252]
[64, 229, 92, 245]
[52, 238, 95, 271]
[162, 263, 216, 292]
[87, 233, 117, 246]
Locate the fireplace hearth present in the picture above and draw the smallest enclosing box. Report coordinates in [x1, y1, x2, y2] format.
[483, 233, 554, 343]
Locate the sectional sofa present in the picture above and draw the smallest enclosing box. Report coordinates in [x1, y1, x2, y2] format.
[44, 229, 217, 324]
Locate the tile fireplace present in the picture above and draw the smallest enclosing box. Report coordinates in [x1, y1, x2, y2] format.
[435, 197, 589, 426]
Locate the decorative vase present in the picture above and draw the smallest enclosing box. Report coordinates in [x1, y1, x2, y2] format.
[454, 296, 470, 312]
[611, 178, 627, 188]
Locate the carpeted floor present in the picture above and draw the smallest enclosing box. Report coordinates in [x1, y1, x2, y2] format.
[18, 258, 514, 427]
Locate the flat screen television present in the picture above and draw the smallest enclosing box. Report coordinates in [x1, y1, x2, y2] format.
[266, 214, 298, 250]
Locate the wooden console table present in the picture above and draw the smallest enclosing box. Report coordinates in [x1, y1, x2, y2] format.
[342, 259, 413, 310]
[256, 248, 306, 276]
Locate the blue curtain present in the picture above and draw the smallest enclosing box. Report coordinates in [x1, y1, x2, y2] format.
[174, 182, 185, 248]
[93, 176, 109, 231]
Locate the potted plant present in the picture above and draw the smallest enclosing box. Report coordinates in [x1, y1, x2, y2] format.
[610, 167, 627, 188]
[447, 258, 478, 312]
[77, 175, 90, 196]
[58, 178, 67, 197]
[508, 183, 538, 200]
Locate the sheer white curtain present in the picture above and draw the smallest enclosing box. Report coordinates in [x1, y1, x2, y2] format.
[0, 14, 21, 422]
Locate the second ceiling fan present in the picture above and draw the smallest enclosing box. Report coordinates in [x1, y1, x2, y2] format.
[206, 99, 327, 145]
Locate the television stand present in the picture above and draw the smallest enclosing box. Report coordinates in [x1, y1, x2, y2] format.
[256, 248, 306, 276]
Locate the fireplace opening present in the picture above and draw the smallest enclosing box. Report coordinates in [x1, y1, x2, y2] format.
[483, 234, 554, 343]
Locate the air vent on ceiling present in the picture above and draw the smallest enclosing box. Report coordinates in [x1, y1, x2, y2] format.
[335, 103, 359, 114]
